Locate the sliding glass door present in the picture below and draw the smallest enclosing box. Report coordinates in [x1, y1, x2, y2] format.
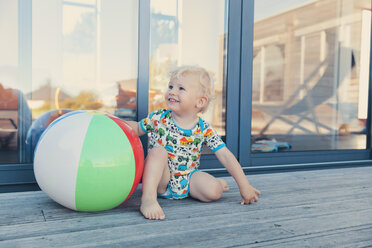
[251, 0, 371, 153]
[239, 0, 372, 167]
[1, 0, 372, 187]
[0, 0, 138, 164]
[148, 0, 229, 146]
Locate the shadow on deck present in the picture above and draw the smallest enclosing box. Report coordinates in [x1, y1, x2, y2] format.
[0, 166, 372, 247]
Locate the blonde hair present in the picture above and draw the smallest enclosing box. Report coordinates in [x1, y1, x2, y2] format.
[169, 65, 215, 113]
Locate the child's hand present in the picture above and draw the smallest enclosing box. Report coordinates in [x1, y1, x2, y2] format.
[240, 185, 261, 205]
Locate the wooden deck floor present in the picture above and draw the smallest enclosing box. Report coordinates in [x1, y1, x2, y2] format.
[1, 166, 372, 247]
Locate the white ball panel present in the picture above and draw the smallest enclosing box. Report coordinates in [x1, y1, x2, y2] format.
[34, 113, 93, 210]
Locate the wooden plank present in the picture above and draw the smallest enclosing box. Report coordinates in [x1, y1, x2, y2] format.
[2, 168, 371, 212]
[244, 225, 372, 247]
[0, 190, 371, 243]
[0, 193, 141, 226]
[0, 186, 370, 232]
[0, 166, 371, 247]
[1, 166, 370, 202]
[92, 225, 372, 248]
[78, 209, 372, 247]
[0, 208, 45, 226]
[1, 207, 371, 248]
[1, 169, 371, 226]
[1, 166, 371, 207]
[20, 181, 371, 226]
[0, 192, 371, 241]
[41, 191, 372, 225]
[0, 191, 42, 200]
[244, 168, 372, 189]
[203, 167, 372, 196]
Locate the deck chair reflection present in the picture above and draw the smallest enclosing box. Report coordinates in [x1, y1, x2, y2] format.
[254, 47, 355, 136]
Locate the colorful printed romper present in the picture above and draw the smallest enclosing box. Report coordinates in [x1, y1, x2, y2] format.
[140, 109, 226, 199]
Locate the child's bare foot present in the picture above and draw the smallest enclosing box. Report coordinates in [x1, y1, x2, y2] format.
[140, 197, 165, 220]
[218, 178, 229, 192]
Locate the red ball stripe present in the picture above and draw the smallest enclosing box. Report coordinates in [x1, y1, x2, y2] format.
[106, 115, 144, 204]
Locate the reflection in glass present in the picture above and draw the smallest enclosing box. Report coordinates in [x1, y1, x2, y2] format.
[0, 1, 32, 163]
[32, 0, 137, 118]
[252, 0, 371, 152]
[0, 84, 31, 163]
[25, 109, 71, 158]
[0, 0, 138, 163]
[149, 0, 228, 142]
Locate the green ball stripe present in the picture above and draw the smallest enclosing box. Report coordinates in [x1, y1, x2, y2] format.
[75, 114, 135, 211]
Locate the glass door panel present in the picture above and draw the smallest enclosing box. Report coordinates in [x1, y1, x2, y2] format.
[28, 0, 139, 160]
[0, 1, 30, 164]
[252, 0, 371, 152]
[149, 0, 228, 145]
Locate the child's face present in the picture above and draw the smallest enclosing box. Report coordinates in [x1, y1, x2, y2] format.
[165, 73, 206, 115]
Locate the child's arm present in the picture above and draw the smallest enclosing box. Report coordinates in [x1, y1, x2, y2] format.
[215, 147, 261, 204]
[126, 121, 146, 137]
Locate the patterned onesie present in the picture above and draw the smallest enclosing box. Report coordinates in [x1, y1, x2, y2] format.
[140, 109, 225, 199]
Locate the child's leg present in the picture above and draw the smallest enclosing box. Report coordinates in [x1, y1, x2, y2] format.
[189, 171, 229, 202]
[140, 146, 170, 220]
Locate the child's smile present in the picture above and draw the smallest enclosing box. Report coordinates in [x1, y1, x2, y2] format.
[165, 74, 203, 115]
[167, 97, 179, 103]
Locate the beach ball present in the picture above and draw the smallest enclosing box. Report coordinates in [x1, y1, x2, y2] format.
[34, 110, 144, 212]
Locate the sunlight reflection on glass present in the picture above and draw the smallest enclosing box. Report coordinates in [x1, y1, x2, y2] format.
[252, 0, 371, 152]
